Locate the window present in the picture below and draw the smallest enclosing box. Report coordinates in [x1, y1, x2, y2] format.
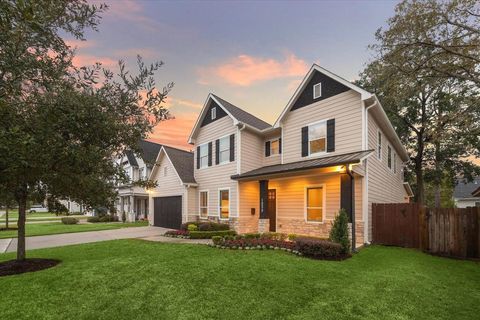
[219, 189, 229, 219]
[306, 186, 324, 222]
[199, 144, 208, 168]
[313, 83, 322, 99]
[199, 191, 208, 219]
[211, 107, 216, 120]
[139, 167, 144, 179]
[270, 139, 280, 155]
[377, 131, 382, 160]
[309, 121, 326, 155]
[163, 166, 168, 176]
[387, 145, 392, 169]
[393, 152, 397, 174]
[219, 136, 230, 164]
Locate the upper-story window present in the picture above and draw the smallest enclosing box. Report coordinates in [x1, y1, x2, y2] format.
[270, 139, 280, 155]
[211, 107, 216, 120]
[139, 167, 144, 180]
[313, 83, 322, 99]
[309, 121, 327, 155]
[199, 144, 208, 168]
[219, 136, 230, 164]
[377, 130, 382, 160]
[387, 145, 392, 169]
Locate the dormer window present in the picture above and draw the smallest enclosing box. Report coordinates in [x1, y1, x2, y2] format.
[313, 83, 322, 99]
[211, 107, 216, 120]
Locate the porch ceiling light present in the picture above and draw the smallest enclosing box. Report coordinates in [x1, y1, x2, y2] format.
[337, 165, 347, 173]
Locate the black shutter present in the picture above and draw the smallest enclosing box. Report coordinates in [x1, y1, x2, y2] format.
[208, 142, 212, 166]
[215, 139, 220, 165]
[340, 174, 352, 222]
[229, 134, 235, 162]
[265, 141, 271, 157]
[327, 119, 335, 152]
[196, 146, 200, 169]
[279, 138, 282, 154]
[301, 126, 308, 157]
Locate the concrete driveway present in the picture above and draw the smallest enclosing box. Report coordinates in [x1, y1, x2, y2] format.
[2, 226, 170, 253]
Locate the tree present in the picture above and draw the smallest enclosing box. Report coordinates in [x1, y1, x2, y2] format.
[0, 185, 15, 230]
[358, 0, 480, 205]
[329, 209, 350, 254]
[0, 0, 172, 261]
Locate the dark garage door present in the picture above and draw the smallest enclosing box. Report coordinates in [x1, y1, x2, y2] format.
[153, 196, 182, 229]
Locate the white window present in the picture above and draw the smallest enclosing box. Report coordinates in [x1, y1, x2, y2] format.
[308, 121, 327, 155]
[306, 186, 324, 222]
[377, 131, 382, 160]
[393, 152, 397, 174]
[387, 145, 392, 169]
[211, 107, 216, 120]
[313, 83, 322, 99]
[199, 191, 208, 219]
[219, 189, 230, 219]
[163, 166, 168, 176]
[270, 139, 280, 155]
[219, 136, 230, 164]
[199, 144, 208, 169]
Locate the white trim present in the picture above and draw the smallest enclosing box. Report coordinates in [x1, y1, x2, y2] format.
[362, 161, 369, 244]
[148, 146, 182, 185]
[313, 82, 322, 99]
[218, 187, 231, 220]
[280, 125, 284, 164]
[274, 64, 372, 127]
[304, 184, 326, 223]
[198, 189, 209, 219]
[211, 106, 216, 120]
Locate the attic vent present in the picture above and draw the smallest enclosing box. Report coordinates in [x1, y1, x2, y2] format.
[313, 83, 322, 99]
[211, 107, 217, 120]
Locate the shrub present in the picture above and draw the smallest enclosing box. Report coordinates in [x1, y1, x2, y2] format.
[294, 238, 343, 259]
[260, 232, 287, 241]
[220, 238, 295, 251]
[189, 230, 236, 239]
[198, 222, 230, 231]
[289, 234, 328, 242]
[329, 209, 350, 254]
[99, 215, 115, 223]
[87, 216, 100, 223]
[181, 221, 199, 230]
[164, 230, 189, 237]
[241, 233, 261, 239]
[212, 236, 224, 245]
[187, 224, 198, 231]
[61, 217, 79, 225]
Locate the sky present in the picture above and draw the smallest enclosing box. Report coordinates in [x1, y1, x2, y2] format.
[71, 0, 400, 150]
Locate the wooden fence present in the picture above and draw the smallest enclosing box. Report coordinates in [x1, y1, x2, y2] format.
[372, 203, 480, 259]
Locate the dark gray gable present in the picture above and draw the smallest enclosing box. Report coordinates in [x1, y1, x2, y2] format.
[200, 100, 228, 127]
[291, 70, 350, 111]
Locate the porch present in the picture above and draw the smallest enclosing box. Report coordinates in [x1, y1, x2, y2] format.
[117, 194, 149, 222]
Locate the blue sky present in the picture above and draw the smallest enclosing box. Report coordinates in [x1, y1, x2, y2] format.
[74, 0, 399, 149]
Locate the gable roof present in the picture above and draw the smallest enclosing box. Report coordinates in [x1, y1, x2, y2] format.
[454, 177, 480, 199]
[150, 145, 196, 185]
[188, 93, 271, 143]
[124, 140, 163, 167]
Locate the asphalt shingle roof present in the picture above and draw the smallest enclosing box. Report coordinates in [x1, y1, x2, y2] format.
[454, 177, 480, 198]
[125, 140, 163, 167]
[231, 150, 373, 180]
[163, 146, 196, 184]
[212, 94, 271, 130]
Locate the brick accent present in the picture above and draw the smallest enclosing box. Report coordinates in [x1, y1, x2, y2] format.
[258, 219, 270, 233]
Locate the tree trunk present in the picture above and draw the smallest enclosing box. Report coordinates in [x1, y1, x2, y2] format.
[16, 190, 27, 261]
[434, 185, 441, 208]
[5, 206, 8, 229]
[414, 132, 425, 205]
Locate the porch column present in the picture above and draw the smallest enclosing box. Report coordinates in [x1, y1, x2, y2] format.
[259, 180, 269, 219]
[120, 197, 124, 215]
[130, 195, 135, 222]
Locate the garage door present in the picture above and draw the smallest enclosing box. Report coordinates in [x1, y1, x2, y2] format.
[153, 196, 182, 229]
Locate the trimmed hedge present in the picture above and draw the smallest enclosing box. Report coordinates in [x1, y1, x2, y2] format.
[87, 216, 100, 223]
[87, 215, 118, 223]
[180, 221, 230, 232]
[294, 238, 343, 260]
[61, 217, 79, 225]
[189, 230, 236, 239]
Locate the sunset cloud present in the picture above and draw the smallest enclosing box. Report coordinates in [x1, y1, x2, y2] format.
[198, 53, 308, 87]
[149, 112, 197, 150]
[165, 97, 203, 110]
[65, 39, 96, 50]
[72, 54, 118, 68]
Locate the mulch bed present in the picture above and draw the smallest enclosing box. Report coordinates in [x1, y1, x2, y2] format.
[0, 258, 60, 277]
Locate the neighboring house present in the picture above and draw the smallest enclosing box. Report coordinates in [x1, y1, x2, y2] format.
[149, 64, 411, 246]
[115, 140, 163, 222]
[453, 177, 480, 208]
[148, 146, 196, 228]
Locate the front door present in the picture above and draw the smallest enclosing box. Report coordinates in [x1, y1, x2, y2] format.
[267, 189, 276, 232]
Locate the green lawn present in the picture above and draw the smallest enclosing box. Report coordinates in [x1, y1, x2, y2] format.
[0, 221, 148, 239]
[0, 243, 478, 320]
[0, 211, 87, 222]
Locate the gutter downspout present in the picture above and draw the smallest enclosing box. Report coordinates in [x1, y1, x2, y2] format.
[363, 100, 377, 245]
[346, 165, 356, 253]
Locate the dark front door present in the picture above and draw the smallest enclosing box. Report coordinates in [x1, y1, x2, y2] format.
[267, 189, 276, 232]
[153, 196, 182, 229]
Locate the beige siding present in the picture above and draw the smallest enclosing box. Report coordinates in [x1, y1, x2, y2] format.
[186, 186, 198, 222]
[240, 129, 264, 173]
[148, 152, 187, 225]
[194, 116, 238, 218]
[367, 113, 408, 240]
[263, 135, 282, 167]
[281, 90, 363, 164]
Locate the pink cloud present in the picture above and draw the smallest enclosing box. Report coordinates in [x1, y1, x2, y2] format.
[65, 39, 96, 50]
[149, 112, 197, 150]
[198, 53, 308, 87]
[72, 54, 118, 68]
[165, 97, 203, 110]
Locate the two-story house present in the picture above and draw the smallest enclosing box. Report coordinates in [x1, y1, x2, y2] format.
[149, 64, 412, 246]
[116, 140, 163, 222]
